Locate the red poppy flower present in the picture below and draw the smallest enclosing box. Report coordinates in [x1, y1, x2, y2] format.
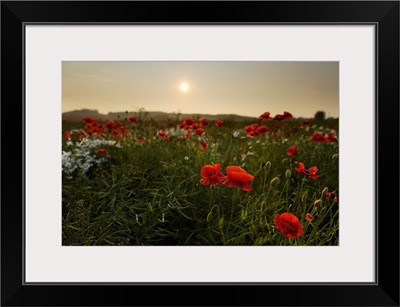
[97, 148, 107, 155]
[247, 130, 257, 137]
[295, 162, 319, 179]
[286, 146, 298, 156]
[300, 119, 313, 126]
[199, 118, 208, 127]
[128, 116, 138, 123]
[273, 113, 285, 120]
[158, 131, 169, 141]
[179, 118, 195, 129]
[215, 120, 224, 127]
[220, 166, 254, 192]
[244, 125, 256, 132]
[200, 164, 225, 186]
[84, 123, 94, 130]
[305, 213, 314, 221]
[283, 111, 293, 120]
[195, 128, 205, 136]
[274, 212, 303, 239]
[310, 133, 327, 143]
[82, 116, 95, 123]
[258, 112, 271, 121]
[184, 118, 195, 126]
[64, 131, 71, 140]
[325, 132, 338, 143]
[200, 141, 208, 150]
[256, 125, 269, 133]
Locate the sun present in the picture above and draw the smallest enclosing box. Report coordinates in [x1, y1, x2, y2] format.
[180, 82, 189, 92]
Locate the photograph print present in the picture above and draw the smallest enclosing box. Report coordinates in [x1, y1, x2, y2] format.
[62, 61, 339, 246]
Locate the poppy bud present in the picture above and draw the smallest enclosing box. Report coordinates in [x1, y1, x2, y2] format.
[314, 199, 322, 207]
[264, 161, 271, 172]
[270, 177, 280, 187]
[285, 169, 291, 180]
[305, 213, 314, 221]
[321, 187, 329, 198]
[326, 192, 332, 199]
[332, 153, 339, 160]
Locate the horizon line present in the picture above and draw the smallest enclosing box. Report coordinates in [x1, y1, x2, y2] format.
[62, 108, 338, 119]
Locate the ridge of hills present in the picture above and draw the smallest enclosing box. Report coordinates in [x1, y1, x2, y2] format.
[62, 109, 259, 122]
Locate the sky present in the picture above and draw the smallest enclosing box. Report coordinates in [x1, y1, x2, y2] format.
[62, 61, 339, 118]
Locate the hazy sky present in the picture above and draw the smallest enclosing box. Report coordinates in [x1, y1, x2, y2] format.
[62, 61, 339, 118]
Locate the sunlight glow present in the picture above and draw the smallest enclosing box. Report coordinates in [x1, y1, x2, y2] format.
[180, 83, 189, 92]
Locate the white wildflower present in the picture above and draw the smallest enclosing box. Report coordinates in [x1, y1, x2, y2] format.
[62, 139, 116, 179]
[232, 131, 241, 137]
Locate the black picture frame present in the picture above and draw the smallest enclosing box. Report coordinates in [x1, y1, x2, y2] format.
[1, 1, 399, 306]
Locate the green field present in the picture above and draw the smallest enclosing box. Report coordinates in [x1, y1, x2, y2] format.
[62, 114, 339, 246]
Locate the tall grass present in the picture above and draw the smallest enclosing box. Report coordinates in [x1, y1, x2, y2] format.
[62, 119, 339, 246]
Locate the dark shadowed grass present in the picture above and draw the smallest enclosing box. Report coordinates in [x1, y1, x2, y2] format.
[62, 119, 339, 246]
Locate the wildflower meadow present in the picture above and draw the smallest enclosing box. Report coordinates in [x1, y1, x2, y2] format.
[62, 111, 339, 246]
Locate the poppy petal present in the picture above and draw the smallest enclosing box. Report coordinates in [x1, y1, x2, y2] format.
[295, 162, 305, 172]
[199, 179, 209, 185]
[219, 177, 238, 188]
[308, 166, 318, 174]
[239, 182, 252, 192]
[228, 171, 254, 183]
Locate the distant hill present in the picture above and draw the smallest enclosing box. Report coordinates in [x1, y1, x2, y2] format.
[62, 109, 258, 122]
[62, 109, 109, 121]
